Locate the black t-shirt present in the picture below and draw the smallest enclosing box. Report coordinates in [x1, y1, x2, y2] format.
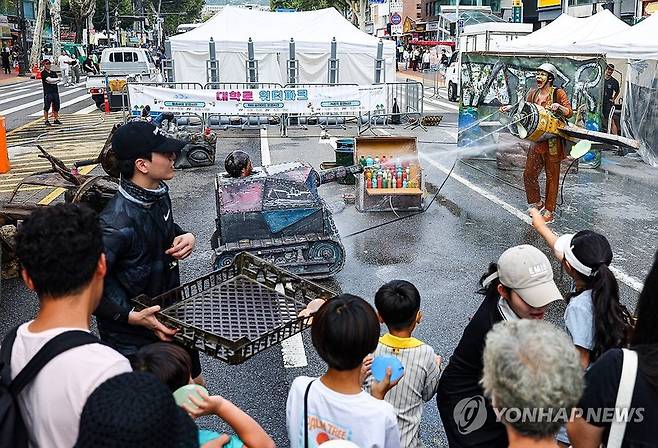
[579, 348, 658, 448]
[436, 293, 507, 446]
[603, 77, 620, 113]
[41, 69, 59, 95]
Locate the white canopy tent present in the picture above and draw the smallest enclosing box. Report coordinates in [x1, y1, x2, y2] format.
[169, 7, 396, 85]
[579, 12, 658, 59]
[494, 10, 629, 53]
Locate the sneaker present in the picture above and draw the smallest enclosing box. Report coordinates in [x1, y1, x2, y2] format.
[527, 201, 545, 212]
[44, 120, 52, 127]
[542, 210, 555, 224]
[53, 119, 62, 125]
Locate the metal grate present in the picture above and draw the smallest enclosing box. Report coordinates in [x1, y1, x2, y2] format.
[132, 252, 336, 364]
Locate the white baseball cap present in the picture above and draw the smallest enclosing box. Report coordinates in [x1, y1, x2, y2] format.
[496, 245, 563, 308]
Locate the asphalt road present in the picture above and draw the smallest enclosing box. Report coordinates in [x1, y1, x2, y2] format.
[0, 78, 96, 131]
[0, 85, 650, 446]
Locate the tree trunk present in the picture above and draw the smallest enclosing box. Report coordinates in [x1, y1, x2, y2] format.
[30, 0, 48, 67]
[48, 0, 62, 63]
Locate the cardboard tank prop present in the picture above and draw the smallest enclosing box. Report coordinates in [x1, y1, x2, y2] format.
[211, 162, 362, 278]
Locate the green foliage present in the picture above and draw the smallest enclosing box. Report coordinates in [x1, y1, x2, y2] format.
[160, 0, 204, 35]
[270, 0, 347, 12]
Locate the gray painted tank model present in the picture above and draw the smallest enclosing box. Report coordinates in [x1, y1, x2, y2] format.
[211, 161, 362, 278]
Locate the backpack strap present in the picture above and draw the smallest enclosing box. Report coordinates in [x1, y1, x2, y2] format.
[607, 348, 638, 448]
[7, 330, 100, 396]
[0, 326, 20, 387]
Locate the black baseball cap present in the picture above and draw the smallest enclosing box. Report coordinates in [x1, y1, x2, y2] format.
[111, 121, 186, 161]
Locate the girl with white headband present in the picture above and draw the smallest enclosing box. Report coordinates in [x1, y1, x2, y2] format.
[530, 208, 633, 369]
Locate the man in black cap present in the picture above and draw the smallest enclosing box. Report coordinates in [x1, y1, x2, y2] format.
[40, 59, 61, 127]
[93, 121, 202, 382]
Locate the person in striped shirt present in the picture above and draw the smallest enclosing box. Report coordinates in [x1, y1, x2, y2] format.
[365, 280, 443, 448]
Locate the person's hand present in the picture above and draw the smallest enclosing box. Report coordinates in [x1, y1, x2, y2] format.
[182, 389, 223, 418]
[128, 305, 177, 341]
[360, 354, 373, 384]
[528, 207, 546, 230]
[550, 103, 561, 113]
[201, 434, 231, 448]
[435, 355, 443, 369]
[499, 105, 511, 113]
[165, 233, 195, 260]
[370, 366, 403, 400]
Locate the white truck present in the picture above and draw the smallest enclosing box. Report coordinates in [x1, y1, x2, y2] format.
[86, 47, 162, 110]
[445, 22, 533, 102]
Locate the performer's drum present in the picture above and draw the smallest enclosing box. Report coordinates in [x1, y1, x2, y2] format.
[510, 103, 563, 143]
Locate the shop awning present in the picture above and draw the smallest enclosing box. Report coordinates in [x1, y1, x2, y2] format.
[410, 40, 456, 47]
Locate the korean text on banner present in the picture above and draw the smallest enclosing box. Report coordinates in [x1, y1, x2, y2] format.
[128, 85, 388, 116]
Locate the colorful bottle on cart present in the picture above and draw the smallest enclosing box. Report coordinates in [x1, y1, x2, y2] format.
[377, 174, 382, 189]
[397, 176, 402, 188]
[366, 155, 374, 166]
[359, 155, 367, 167]
[403, 180, 408, 188]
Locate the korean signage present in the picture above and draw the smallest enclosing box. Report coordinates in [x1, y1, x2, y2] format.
[128, 84, 388, 116]
[389, 0, 403, 13]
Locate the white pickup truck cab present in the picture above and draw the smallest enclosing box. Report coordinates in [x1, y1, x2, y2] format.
[86, 47, 162, 110]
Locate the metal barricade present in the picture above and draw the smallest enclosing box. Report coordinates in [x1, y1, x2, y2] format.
[125, 81, 205, 127]
[282, 83, 361, 136]
[203, 82, 284, 131]
[359, 81, 425, 134]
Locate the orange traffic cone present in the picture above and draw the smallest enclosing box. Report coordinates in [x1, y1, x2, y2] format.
[0, 116, 10, 174]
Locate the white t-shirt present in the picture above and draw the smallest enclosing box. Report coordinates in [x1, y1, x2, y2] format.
[59, 55, 71, 71]
[9, 322, 132, 448]
[286, 376, 401, 448]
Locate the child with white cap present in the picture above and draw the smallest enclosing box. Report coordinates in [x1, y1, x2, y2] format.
[437, 244, 563, 448]
[530, 208, 633, 369]
[530, 208, 634, 447]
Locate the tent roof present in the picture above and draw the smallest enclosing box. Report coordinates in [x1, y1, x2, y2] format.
[170, 6, 393, 54]
[582, 12, 658, 59]
[494, 10, 629, 53]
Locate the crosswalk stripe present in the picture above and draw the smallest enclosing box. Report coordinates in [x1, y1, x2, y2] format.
[30, 94, 91, 116]
[74, 103, 99, 115]
[424, 96, 459, 111]
[0, 87, 32, 98]
[0, 81, 39, 91]
[0, 88, 44, 105]
[0, 87, 84, 116]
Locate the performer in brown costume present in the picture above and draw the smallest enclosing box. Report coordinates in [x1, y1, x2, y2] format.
[523, 63, 573, 223]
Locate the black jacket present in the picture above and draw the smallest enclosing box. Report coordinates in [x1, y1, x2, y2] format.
[94, 184, 185, 356]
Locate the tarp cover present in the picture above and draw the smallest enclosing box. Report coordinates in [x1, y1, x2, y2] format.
[169, 6, 396, 85]
[623, 59, 658, 167]
[494, 10, 629, 54]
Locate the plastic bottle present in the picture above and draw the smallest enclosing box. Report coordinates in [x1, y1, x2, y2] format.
[403, 180, 408, 188]
[397, 176, 402, 188]
[366, 155, 374, 166]
[377, 173, 383, 189]
[381, 155, 387, 168]
[391, 175, 396, 189]
[359, 155, 367, 167]
[374, 156, 380, 166]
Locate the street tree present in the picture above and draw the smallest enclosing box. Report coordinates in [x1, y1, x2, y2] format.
[68, 0, 97, 42]
[269, 0, 367, 30]
[30, 0, 48, 67]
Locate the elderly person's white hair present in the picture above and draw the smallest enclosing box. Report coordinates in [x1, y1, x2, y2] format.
[481, 320, 583, 438]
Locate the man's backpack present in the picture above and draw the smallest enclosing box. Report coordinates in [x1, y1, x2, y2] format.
[0, 326, 99, 448]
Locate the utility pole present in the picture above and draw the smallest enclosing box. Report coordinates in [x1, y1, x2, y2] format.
[105, 0, 111, 46]
[17, 0, 28, 76]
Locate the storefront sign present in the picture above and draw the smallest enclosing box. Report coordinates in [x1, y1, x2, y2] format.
[128, 84, 387, 116]
[389, 0, 403, 13]
[537, 0, 561, 8]
[403, 17, 415, 34]
[426, 21, 439, 31]
[644, 0, 658, 15]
